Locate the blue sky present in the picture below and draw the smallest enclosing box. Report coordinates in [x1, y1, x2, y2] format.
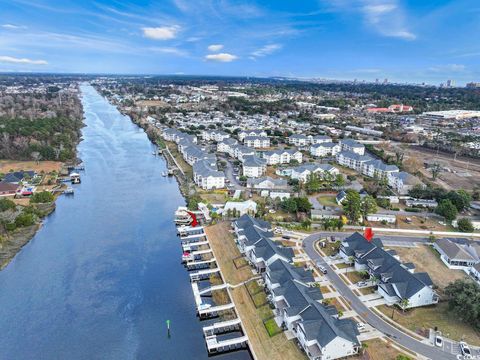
[0, 0, 479, 84]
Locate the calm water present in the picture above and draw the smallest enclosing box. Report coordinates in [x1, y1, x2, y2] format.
[0, 84, 251, 360]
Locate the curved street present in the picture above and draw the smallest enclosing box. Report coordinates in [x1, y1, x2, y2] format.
[303, 233, 457, 360]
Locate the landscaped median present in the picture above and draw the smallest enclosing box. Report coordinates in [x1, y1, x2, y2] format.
[205, 221, 308, 360]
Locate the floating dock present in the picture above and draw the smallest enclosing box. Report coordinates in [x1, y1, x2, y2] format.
[189, 267, 220, 282]
[205, 335, 249, 354]
[174, 207, 250, 356]
[203, 318, 242, 336]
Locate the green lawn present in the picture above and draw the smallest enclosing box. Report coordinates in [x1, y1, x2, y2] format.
[317, 195, 338, 207]
[378, 302, 480, 346]
[264, 318, 282, 337]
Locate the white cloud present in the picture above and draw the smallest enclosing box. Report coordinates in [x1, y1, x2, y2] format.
[205, 53, 238, 62]
[142, 26, 179, 40]
[208, 44, 224, 52]
[0, 55, 48, 65]
[326, 0, 416, 41]
[1, 24, 26, 30]
[149, 46, 188, 56]
[388, 30, 416, 40]
[251, 44, 282, 58]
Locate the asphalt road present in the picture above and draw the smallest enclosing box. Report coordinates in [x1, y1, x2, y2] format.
[303, 233, 457, 360]
[219, 155, 243, 190]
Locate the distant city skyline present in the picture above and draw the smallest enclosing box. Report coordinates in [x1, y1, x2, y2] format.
[0, 0, 479, 85]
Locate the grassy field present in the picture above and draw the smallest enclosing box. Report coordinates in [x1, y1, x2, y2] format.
[344, 271, 365, 284]
[391, 244, 467, 293]
[317, 195, 338, 207]
[378, 302, 480, 346]
[317, 240, 341, 256]
[264, 318, 282, 337]
[361, 339, 407, 360]
[205, 222, 307, 360]
[0, 160, 62, 174]
[165, 141, 193, 178]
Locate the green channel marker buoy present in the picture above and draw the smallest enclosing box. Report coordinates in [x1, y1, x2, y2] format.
[167, 319, 171, 338]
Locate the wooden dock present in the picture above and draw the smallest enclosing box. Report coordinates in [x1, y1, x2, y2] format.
[174, 210, 251, 357]
[189, 267, 220, 282]
[186, 258, 217, 270]
[198, 303, 235, 317]
[203, 318, 242, 336]
[182, 240, 209, 250]
[205, 334, 249, 354]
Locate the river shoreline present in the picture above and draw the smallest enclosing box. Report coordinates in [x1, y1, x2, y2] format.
[0, 202, 56, 270]
[97, 93, 192, 199]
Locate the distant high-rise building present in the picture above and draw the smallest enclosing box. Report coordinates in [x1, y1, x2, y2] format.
[383, 78, 388, 84]
[446, 79, 454, 87]
[375, 78, 379, 84]
[466, 82, 480, 88]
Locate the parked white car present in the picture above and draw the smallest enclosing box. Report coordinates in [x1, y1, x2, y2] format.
[435, 335, 443, 347]
[460, 342, 471, 356]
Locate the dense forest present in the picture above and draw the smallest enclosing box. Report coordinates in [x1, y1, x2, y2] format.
[0, 80, 83, 161]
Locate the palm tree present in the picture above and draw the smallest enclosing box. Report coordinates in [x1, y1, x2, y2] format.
[361, 342, 369, 355]
[399, 298, 409, 312]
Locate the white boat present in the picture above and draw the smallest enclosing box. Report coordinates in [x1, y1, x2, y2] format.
[64, 187, 74, 195]
[182, 252, 194, 262]
[175, 207, 193, 225]
[70, 172, 81, 184]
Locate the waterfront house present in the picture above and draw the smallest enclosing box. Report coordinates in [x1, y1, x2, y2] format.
[295, 301, 360, 360]
[193, 160, 225, 190]
[0, 181, 20, 197]
[232, 217, 363, 359]
[265, 259, 315, 292]
[2, 171, 36, 184]
[271, 279, 323, 330]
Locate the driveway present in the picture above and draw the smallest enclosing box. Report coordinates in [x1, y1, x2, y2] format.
[218, 154, 243, 190]
[303, 232, 457, 360]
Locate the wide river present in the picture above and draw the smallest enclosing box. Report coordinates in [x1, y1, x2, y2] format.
[0, 84, 251, 360]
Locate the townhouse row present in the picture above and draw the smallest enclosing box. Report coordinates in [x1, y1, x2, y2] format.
[340, 233, 439, 309]
[232, 215, 361, 360]
[336, 151, 422, 194]
[162, 128, 226, 190]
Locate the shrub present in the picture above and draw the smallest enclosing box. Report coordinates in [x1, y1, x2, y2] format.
[457, 218, 474, 233]
[15, 213, 35, 227]
[0, 198, 16, 212]
[30, 191, 54, 203]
